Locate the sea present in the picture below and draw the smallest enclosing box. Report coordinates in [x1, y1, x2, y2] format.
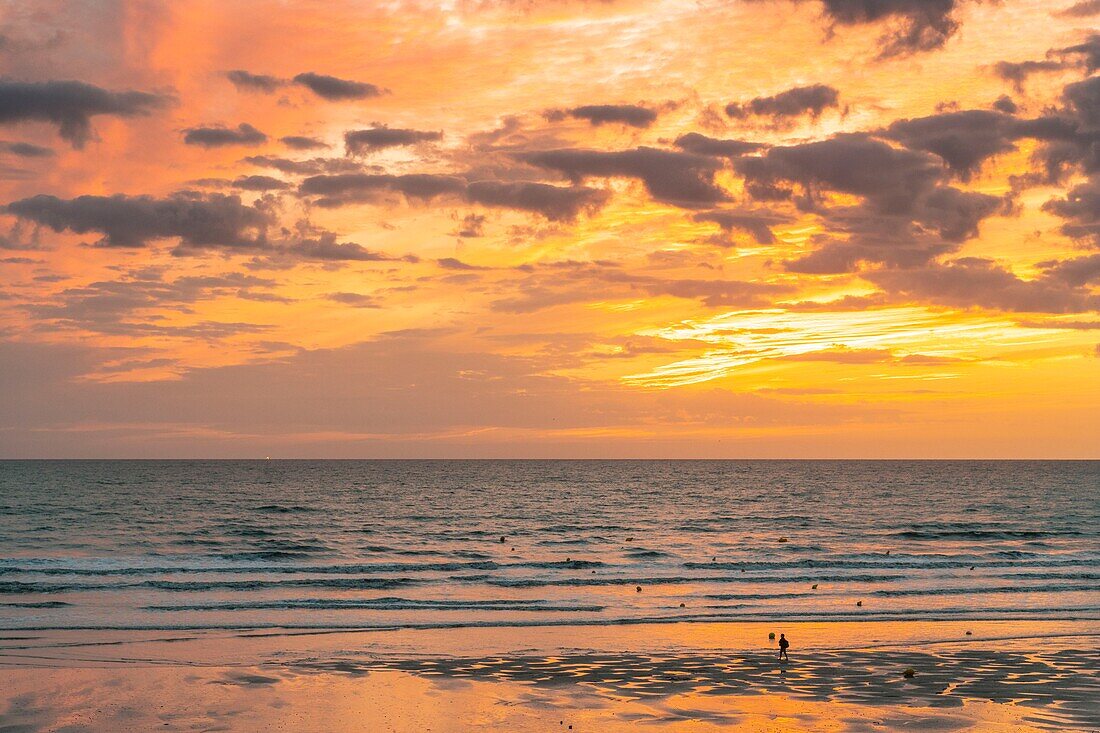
[0, 460, 1097, 633]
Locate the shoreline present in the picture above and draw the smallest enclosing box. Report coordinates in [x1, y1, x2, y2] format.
[1, 620, 1097, 731]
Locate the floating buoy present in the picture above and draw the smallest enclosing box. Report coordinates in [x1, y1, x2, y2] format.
[903, 668, 916, 679]
[679, 602, 686, 608]
[856, 600, 863, 607]
[811, 584, 818, 589]
[500, 536, 506, 543]
[636, 585, 642, 592]
[965, 630, 972, 635]
[777, 537, 789, 543]
[768, 632, 776, 640]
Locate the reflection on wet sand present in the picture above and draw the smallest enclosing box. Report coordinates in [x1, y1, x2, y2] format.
[298, 647, 1098, 730]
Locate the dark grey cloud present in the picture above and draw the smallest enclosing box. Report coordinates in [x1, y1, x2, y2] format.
[291, 232, 419, 263]
[520, 147, 727, 207]
[344, 126, 443, 155]
[725, 84, 840, 120]
[326, 292, 380, 308]
[1057, 34, 1100, 74]
[992, 95, 1018, 114]
[182, 123, 267, 147]
[243, 155, 362, 176]
[299, 171, 608, 221]
[561, 104, 658, 128]
[814, 0, 965, 57]
[993, 60, 1067, 91]
[299, 172, 466, 207]
[866, 258, 1100, 313]
[5, 189, 398, 265]
[1062, 75, 1100, 129]
[281, 136, 329, 150]
[1056, 0, 1100, 16]
[1042, 180, 1100, 245]
[292, 72, 381, 100]
[225, 70, 284, 93]
[884, 109, 1021, 179]
[1038, 253, 1100, 286]
[0, 79, 167, 148]
[465, 180, 609, 221]
[736, 133, 1004, 271]
[0, 140, 54, 157]
[693, 210, 787, 244]
[6, 193, 270, 248]
[232, 175, 290, 191]
[437, 257, 490, 271]
[736, 132, 942, 208]
[674, 132, 765, 158]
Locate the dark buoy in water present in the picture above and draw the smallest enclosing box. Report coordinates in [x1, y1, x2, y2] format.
[636, 585, 642, 592]
[566, 557, 570, 562]
[626, 536, 634, 542]
[903, 668, 916, 679]
[712, 556, 716, 562]
[679, 602, 686, 608]
[856, 600, 863, 607]
[500, 536, 506, 543]
[965, 630, 973, 635]
[777, 537, 788, 543]
[768, 632, 776, 640]
[811, 584, 818, 589]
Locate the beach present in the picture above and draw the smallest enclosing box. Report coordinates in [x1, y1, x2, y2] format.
[2, 620, 1097, 731]
[1, 460, 1097, 730]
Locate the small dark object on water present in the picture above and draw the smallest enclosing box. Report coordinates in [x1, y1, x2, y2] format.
[566, 557, 570, 562]
[856, 600, 863, 607]
[970, 566, 975, 570]
[741, 568, 746, 573]
[636, 585, 642, 592]
[511, 547, 515, 551]
[712, 556, 716, 562]
[965, 630, 972, 635]
[811, 584, 818, 589]
[777, 537, 788, 543]
[679, 602, 686, 607]
[903, 668, 916, 679]
[626, 536, 634, 541]
[768, 632, 775, 639]
[500, 536, 506, 543]
[886, 550, 891, 555]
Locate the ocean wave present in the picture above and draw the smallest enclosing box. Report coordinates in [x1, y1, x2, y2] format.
[484, 573, 908, 588]
[143, 597, 606, 612]
[252, 504, 320, 514]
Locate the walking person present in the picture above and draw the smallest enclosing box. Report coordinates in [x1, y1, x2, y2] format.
[778, 633, 790, 661]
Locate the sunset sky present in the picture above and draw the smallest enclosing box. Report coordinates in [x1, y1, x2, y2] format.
[1, 0, 1098, 457]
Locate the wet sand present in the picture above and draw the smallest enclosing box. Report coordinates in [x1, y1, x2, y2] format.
[1, 620, 1097, 731]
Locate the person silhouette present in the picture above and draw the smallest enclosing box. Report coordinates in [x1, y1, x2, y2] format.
[778, 633, 790, 661]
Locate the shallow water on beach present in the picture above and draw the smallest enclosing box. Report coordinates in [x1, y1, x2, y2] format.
[0, 460, 1097, 632]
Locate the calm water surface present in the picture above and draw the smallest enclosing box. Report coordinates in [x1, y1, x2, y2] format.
[0, 460, 1097, 631]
